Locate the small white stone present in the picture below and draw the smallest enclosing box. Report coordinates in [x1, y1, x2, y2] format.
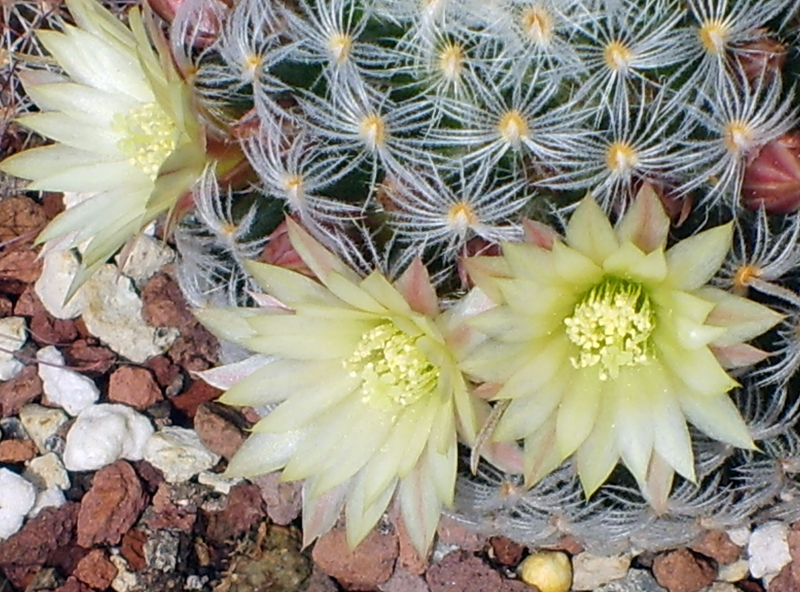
[18, 404, 69, 454]
[571, 552, 630, 591]
[116, 235, 174, 287]
[81, 264, 178, 363]
[718, 560, 751, 583]
[0, 317, 27, 380]
[110, 553, 140, 592]
[37, 346, 99, 416]
[29, 486, 66, 517]
[63, 404, 154, 472]
[197, 471, 242, 495]
[34, 250, 87, 319]
[24, 452, 70, 490]
[0, 468, 36, 539]
[705, 584, 739, 592]
[727, 526, 751, 547]
[144, 427, 221, 483]
[747, 521, 791, 579]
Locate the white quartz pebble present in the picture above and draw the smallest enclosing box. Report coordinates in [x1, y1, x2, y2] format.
[37, 346, 99, 416]
[0, 317, 27, 380]
[144, 427, 221, 483]
[63, 404, 154, 472]
[748, 521, 791, 580]
[29, 486, 66, 517]
[18, 404, 69, 454]
[0, 469, 36, 539]
[24, 452, 70, 491]
[571, 552, 630, 590]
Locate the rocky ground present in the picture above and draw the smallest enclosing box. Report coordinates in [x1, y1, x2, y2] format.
[2, 192, 800, 592]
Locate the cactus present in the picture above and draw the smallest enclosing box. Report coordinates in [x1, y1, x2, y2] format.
[5, 0, 800, 554]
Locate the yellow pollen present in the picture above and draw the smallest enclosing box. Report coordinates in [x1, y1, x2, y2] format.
[724, 120, 754, 154]
[438, 42, 464, 82]
[564, 278, 654, 381]
[498, 110, 529, 146]
[605, 142, 639, 174]
[699, 19, 730, 55]
[328, 32, 353, 64]
[359, 113, 386, 151]
[113, 102, 179, 181]
[604, 40, 633, 73]
[521, 6, 553, 47]
[447, 201, 478, 233]
[343, 322, 439, 410]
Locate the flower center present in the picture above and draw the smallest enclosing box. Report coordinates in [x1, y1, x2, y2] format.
[328, 31, 353, 64]
[359, 113, 386, 151]
[564, 278, 654, 381]
[114, 102, 179, 181]
[724, 120, 754, 154]
[447, 201, 478, 235]
[343, 322, 439, 410]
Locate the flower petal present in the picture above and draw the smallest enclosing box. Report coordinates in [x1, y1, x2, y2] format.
[197, 354, 273, 390]
[394, 257, 439, 317]
[399, 458, 442, 555]
[286, 218, 360, 284]
[193, 307, 259, 345]
[678, 393, 755, 449]
[656, 333, 738, 396]
[243, 315, 374, 359]
[244, 260, 344, 308]
[556, 367, 604, 458]
[494, 336, 570, 400]
[345, 474, 397, 549]
[16, 112, 122, 154]
[576, 396, 618, 497]
[614, 367, 654, 487]
[566, 195, 619, 264]
[665, 223, 733, 290]
[224, 430, 306, 478]
[699, 287, 783, 346]
[615, 183, 670, 253]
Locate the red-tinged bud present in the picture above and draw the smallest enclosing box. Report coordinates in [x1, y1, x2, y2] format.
[743, 132, 800, 213]
[734, 34, 787, 86]
[260, 219, 315, 277]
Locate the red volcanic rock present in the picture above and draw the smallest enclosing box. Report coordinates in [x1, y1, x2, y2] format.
[108, 366, 163, 409]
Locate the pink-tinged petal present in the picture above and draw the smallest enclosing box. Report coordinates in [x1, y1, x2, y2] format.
[286, 218, 360, 285]
[399, 460, 441, 555]
[641, 453, 675, 516]
[195, 354, 273, 389]
[712, 343, 771, 369]
[473, 382, 502, 400]
[523, 419, 564, 487]
[616, 183, 670, 253]
[698, 287, 783, 346]
[248, 291, 293, 312]
[522, 218, 558, 249]
[395, 257, 439, 317]
[480, 440, 525, 474]
[301, 478, 349, 548]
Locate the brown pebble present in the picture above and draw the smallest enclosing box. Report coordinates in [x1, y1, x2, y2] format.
[312, 523, 399, 591]
[170, 379, 222, 418]
[426, 551, 521, 592]
[120, 528, 148, 572]
[76, 461, 147, 547]
[72, 549, 118, 590]
[144, 355, 183, 396]
[204, 483, 265, 545]
[52, 576, 93, 592]
[0, 365, 42, 418]
[251, 472, 302, 526]
[108, 366, 163, 409]
[62, 340, 116, 376]
[394, 513, 429, 575]
[436, 516, 487, 553]
[193, 402, 246, 460]
[0, 438, 38, 463]
[690, 530, 741, 565]
[490, 536, 525, 567]
[380, 568, 431, 592]
[652, 548, 716, 592]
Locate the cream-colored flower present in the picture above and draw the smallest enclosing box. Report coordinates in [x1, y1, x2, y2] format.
[196, 220, 506, 553]
[462, 185, 782, 507]
[0, 0, 207, 293]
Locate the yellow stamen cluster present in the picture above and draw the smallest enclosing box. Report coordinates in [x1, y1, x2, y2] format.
[564, 278, 654, 380]
[114, 102, 178, 180]
[343, 322, 439, 411]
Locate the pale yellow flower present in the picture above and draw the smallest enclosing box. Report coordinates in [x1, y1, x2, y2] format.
[462, 185, 782, 507]
[0, 0, 207, 293]
[196, 220, 508, 553]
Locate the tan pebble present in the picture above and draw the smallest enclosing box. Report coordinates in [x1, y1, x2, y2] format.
[518, 551, 572, 592]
